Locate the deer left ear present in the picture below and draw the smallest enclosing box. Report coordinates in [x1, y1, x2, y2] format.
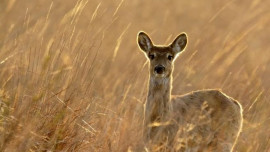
[170, 33, 188, 54]
[137, 31, 153, 53]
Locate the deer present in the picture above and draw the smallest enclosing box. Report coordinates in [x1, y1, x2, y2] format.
[137, 31, 243, 152]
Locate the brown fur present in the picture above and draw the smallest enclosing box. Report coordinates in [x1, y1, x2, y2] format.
[137, 31, 243, 152]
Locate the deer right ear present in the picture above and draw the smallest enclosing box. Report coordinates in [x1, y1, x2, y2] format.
[170, 33, 188, 54]
[137, 32, 153, 53]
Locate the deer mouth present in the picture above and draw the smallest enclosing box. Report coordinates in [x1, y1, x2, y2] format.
[154, 73, 166, 78]
[154, 65, 166, 77]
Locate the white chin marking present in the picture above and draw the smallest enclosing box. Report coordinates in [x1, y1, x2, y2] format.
[155, 73, 165, 78]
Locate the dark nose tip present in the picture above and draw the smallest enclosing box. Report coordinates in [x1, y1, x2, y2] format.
[154, 65, 165, 74]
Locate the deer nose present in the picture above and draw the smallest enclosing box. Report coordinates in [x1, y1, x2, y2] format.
[154, 65, 165, 74]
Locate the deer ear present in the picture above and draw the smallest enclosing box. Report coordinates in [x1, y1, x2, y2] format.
[137, 31, 153, 53]
[170, 33, 188, 54]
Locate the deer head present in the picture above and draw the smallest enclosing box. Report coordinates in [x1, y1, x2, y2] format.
[137, 31, 188, 78]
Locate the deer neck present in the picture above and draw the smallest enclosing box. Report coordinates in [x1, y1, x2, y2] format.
[145, 75, 172, 123]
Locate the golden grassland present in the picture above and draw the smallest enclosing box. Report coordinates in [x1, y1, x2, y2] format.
[0, 0, 270, 151]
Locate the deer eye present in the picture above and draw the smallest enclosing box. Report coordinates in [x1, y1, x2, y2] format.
[149, 54, 155, 60]
[168, 55, 174, 61]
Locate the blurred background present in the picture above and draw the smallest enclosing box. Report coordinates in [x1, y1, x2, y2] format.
[0, 0, 270, 151]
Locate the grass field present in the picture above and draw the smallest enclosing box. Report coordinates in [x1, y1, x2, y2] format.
[0, 0, 270, 151]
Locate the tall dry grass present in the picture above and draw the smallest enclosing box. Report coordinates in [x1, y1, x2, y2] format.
[0, 0, 270, 151]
